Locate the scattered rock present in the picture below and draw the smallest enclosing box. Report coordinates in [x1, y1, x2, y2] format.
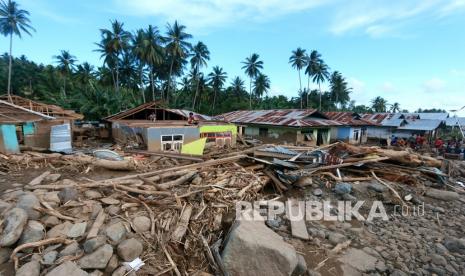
[112, 266, 136, 276]
[58, 187, 78, 203]
[16, 260, 40, 276]
[132, 216, 151, 233]
[78, 244, 113, 269]
[334, 183, 352, 195]
[46, 260, 88, 276]
[16, 193, 41, 219]
[222, 219, 304, 276]
[105, 254, 119, 273]
[67, 222, 87, 238]
[117, 238, 143, 261]
[19, 220, 45, 245]
[83, 236, 107, 253]
[328, 232, 347, 245]
[42, 215, 61, 227]
[313, 188, 323, 196]
[47, 221, 73, 239]
[42, 250, 58, 265]
[41, 192, 61, 204]
[0, 199, 12, 213]
[424, 189, 459, 201]
[59, 241, 81, 257]
[88, 270, 103, 276]
[105, 222, 126, 243]
[443, 237, 465, 254]
[101, 197, 120, 205]
[338, 248, 378, 273]
[431, 253, 447, 266]
[0, 207, 28, 246]
[29, 171, 51, 186]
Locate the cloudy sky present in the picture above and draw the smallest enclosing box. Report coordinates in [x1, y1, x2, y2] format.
[7, 0, 465, 115]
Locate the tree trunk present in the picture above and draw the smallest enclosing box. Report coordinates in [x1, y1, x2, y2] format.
[150, 65, 155, 101]
[7, 33, 13, 101]
[249, 78, 252, 109]
[306, 75, 310, 108]
[319, 83, 322, 111]
[298, 69, 302, 109]
[140, 65, 146, 103]
[192, 65, 200, 110]
[63, 76, 67, 98]
[211, 88, 217, 115]
[166, 58, 175, 102]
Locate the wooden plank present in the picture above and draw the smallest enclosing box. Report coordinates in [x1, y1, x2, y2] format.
[288, 198, 309, 240]
[125, 149, 204, 162]
[171, 205, 193, 243]
[87, 209, 106, 239]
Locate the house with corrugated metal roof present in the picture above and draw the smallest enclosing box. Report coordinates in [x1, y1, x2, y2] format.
[362, 112, 448, 141]
[104, 101, 236, 154]
[215, 109, 343, 146]
[323, 112, 377, 144]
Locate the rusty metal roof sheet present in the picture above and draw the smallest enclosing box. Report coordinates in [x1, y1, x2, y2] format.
[323, 112, 377, 126]
[215, 109, 343, 127]
[0, 99, 55, 123]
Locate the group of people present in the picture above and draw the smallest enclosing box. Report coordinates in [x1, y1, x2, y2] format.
[390, 134, 427, 149]
[389, 134, 464, 155]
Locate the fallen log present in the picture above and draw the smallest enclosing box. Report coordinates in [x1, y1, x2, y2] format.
[171, 205, 193, 243]
[157, 171, 197, 189]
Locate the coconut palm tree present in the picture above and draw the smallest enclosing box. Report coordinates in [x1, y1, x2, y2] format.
[165, 21, 192, 100]
[0, 0, 35, 99]
[96, 20, 131, 92]
[241, 53, 263, 109]
[304, 50, 322, 108]
[289, 47, 307, 108]
[76, 62, 95, 94]
[231, 76, 245, 99]
[390, 102, 401, 113]
[253, 73, 270, 99]
[371, 96, 388, 112]
[312, 61, 330, 110]
[53, 50, 77, 98]
[131, 29, 147, 102]
[208, 66, 227, 114]
[329, 71, 351, 110]
[143, 25, 164, 101]
[190, 41, 210, 109]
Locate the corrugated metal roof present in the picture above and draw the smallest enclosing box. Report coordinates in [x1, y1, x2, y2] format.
[323, 112, 377, 126]
[216, 109, 343, 127]
[445, 117, 465, 127]
[0, 100, 55, 123]
[398, 119, 444, 131]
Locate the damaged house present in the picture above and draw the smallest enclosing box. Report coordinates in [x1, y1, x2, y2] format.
[0, 95, 83, 153]
[105, 101, 237, 155]
[324, 112, 376, 144]
[216, 109, 342, 146]
[362, 112, 448, 142]
[0, 99, 54, 154]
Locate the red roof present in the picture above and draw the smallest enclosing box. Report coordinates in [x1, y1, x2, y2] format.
[215, 109, 343, 127]
[324, 112, 377, 126]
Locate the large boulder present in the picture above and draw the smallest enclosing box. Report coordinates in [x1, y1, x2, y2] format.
[425, 189, 459, 201]
[18, 220, 45, 245]
[0, 207, 28, 246]
[221, 219, 305, 276]
[117, 238, 143, 261]
[16, 260, 40, 276]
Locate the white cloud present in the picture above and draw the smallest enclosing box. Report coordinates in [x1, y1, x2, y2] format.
[381, 81, 395, 93]
[329, 0, 463, 37]
[347, 77, 365, 94]
[422, 77, 445, 93]
[113, 0, 328, 32]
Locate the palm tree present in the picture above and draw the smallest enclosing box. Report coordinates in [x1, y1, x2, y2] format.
[253, 73, 270, 99]
[131, 29, 147, 102]
[390, 102, 401, 113]
[304, 50, 322, 107]
[371, 96, 388, 112]
[143, 25, 164, 101]
[208, 66, 227, 114]
[53, 50, 77, 98]
[231, 76, 245, 99]
[289, 47, 307, 108]
[96, 20, 131, 92]
[241, 53, 263, 109]
[165, 21, 192, 101]
[190, 41, 210, 109]
[0, 0, 35, 99]
[312, 61, 330, 110]
[76, 62, 95, 94]
[329, 71, 351, 110]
